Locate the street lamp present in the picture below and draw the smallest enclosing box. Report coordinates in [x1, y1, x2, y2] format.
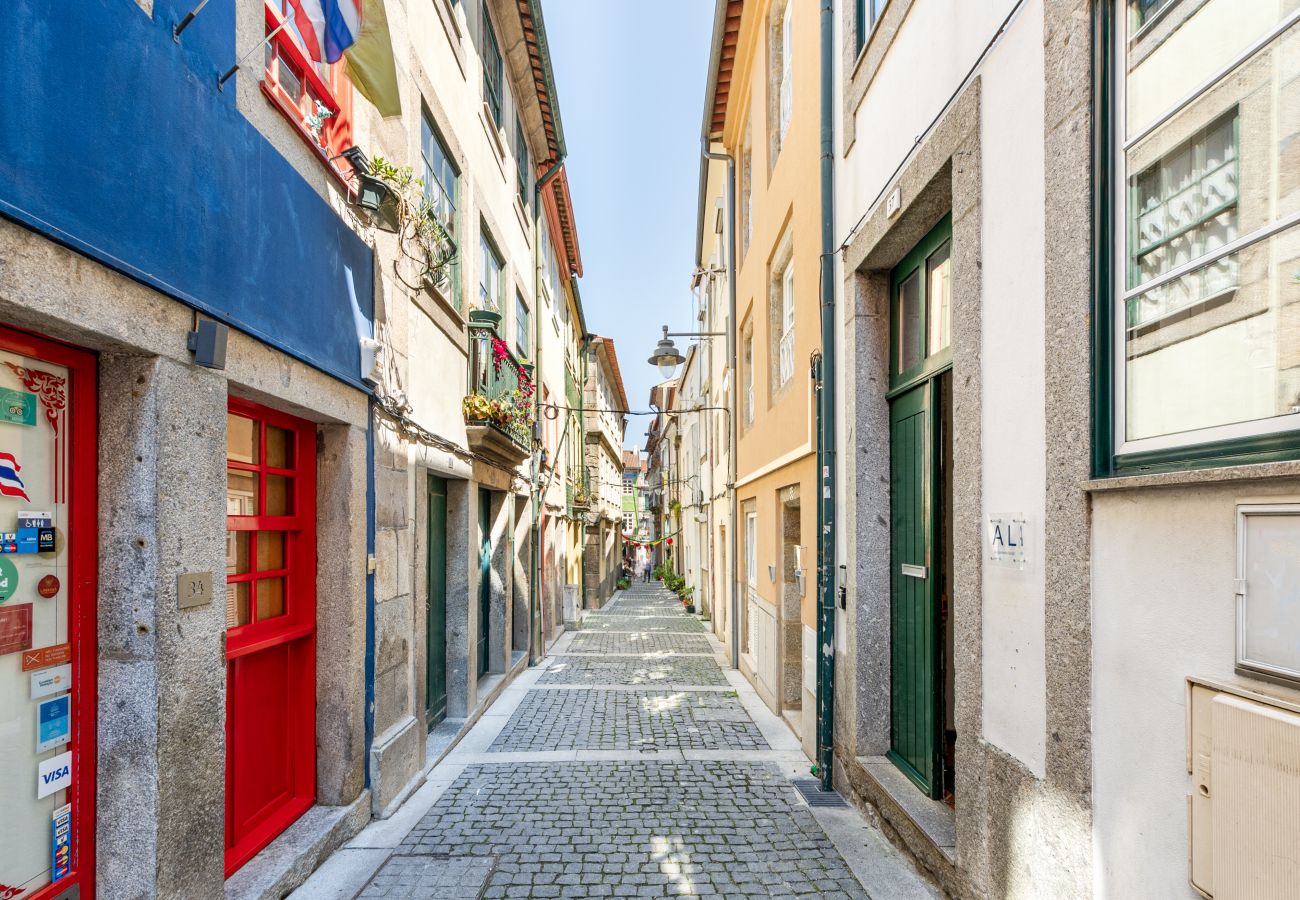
[646, 325, 724, 379]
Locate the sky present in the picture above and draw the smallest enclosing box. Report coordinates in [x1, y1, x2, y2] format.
[541, 0, 715, 452]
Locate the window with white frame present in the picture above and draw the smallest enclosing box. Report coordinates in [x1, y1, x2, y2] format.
[742, 325, 755, 428]
[745, 510, 757, 587]
[778, 260, 795, 387]
[479, 227, 503, 311]
[1106, 1, 1300, 467]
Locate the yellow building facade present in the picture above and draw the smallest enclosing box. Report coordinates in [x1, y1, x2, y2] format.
[706, 0, 820, 754]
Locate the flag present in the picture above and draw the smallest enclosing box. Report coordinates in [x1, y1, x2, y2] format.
[344, 0, 402, 118]
[0, 452, 30, 502]
[286, 0, 362, 64]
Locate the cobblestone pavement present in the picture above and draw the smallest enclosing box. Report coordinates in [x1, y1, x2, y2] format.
[576, 615, 708, 634]
[403, 762, 869, 899]
[295, 582, 935, 899]
[566, 631, 714, 655]
[539, 655, 730, 687]
[489, 688, 766, 751]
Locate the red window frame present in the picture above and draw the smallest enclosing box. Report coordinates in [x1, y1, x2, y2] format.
[261, 0, 353, 178]
[224, 398, 317, 876]
[0, 325, 98, 900]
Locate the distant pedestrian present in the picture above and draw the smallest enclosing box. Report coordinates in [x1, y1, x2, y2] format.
[642, 561, 652, 583]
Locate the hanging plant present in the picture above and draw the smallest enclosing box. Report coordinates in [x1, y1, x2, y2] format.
[368, 156, 458, 292]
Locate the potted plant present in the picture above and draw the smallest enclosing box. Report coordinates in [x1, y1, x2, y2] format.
[679, 585, 695, 614]
[468, 307, 503, 328]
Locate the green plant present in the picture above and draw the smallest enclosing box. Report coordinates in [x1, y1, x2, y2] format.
[678, 585, 694, 601]
[652, 564, 668, 581]
[369, 156, 458, 291]
[617, 576, 631, 590]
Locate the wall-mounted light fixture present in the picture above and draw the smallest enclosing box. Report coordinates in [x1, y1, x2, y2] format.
[337, 146, 399, 232]
[187, 320, 229, 370]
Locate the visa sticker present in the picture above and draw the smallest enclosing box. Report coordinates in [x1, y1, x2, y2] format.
[37, 751, 72, 799]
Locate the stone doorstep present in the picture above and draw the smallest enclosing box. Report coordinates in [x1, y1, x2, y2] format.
[224, 790, 371, 900]
[417, 648, 532, 783]
[840, 754, 961, 897]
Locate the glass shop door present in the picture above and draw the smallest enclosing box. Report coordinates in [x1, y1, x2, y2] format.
[0, 326, 96, 900]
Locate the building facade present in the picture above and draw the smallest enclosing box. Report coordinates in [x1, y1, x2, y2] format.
[0, 0, 599, 896]
[582, 336, 629, 609]
[829, 0, 1300, 897]
[696, 0, 820, 758]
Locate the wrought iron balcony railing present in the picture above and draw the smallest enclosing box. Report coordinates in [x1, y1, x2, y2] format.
[464, 312, 533, 456]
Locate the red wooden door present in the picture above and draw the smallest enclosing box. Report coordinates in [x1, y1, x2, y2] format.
[224, 399, 316, 876]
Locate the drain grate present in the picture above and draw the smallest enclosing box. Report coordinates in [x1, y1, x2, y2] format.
[792, 778, 849, 808]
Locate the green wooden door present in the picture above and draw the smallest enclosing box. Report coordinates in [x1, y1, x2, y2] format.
[426, 475, 448, 728]
[888, 383, 942, 797]
[477, 488, 491, 678]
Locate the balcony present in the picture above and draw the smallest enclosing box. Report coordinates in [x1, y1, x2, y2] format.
[464, 311, 534, 467]
[568, 467, 592, 517]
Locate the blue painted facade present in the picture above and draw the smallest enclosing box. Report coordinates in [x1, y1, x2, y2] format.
[0, 0, 374, 388]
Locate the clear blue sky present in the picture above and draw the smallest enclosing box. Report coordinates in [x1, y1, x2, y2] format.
[542, 0, 715, 451]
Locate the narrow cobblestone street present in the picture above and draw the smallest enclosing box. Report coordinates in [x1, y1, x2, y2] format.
[294, 584, 936, 899]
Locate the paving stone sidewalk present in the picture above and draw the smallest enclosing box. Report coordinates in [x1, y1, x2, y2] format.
[302, 583, 934, 899]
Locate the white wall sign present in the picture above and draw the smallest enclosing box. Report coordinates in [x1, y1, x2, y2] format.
[987, 514, 1031, 569]
[30, 663, 71, 700]
[37, 750, 72, 799]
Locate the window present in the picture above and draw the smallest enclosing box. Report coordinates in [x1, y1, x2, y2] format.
[515, 292, 530, 359]
[515, 117, 531, 207]
[891, 216, 951, 387]
[421, 110, 459, 303]
[778, 260, 795, 387]
[481, 2, 503, 127]
[479, 228, 503, 311]
[1100, 1, 1300, 471]
[743, 326, 755, 427]
[262, 0, 352, 162]
[745, 511, 758, 587]
[772, 0, 793, 154]
[741, 122, 753, 258]
[855, 0, 888, 52]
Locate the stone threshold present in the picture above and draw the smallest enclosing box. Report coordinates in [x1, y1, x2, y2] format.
[418, 648, 531, 781]
[839, 753, 960, 896]
[225, 789, 371, 900]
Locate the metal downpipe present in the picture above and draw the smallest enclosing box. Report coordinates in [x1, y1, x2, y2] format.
[816, 0, 838, 791]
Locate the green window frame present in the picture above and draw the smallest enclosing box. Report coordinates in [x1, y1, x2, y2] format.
[479, 226, 503, 311]
[1092, 2, 1300, 477]
[854, 0, 887, 54]
[515, 117, 531, 208]
[515, 291, 530, 359]
[887, 215, 952, 398]
[421, 108, 460, 309]
[481, 2, 503, 127]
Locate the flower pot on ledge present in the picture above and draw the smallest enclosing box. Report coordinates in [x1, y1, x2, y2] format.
[468, 308, 502, 329]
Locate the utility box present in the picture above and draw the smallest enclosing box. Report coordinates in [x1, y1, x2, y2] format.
[562, 585, 581, 626]
[1187, 681, 1300, 898]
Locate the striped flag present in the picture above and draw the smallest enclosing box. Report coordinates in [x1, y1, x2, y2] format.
[0, 452, 30, 502]
[287, 0, 362, 64]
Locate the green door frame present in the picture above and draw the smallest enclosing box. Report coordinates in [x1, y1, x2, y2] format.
[886, 214, 953, 799]
[426, 475, 448, 728]
[477, 487, 491, 678]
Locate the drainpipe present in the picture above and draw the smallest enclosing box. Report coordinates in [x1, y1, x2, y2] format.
[530, 157, 566, 665]
[364, 398, 377, 787]
[815, 0, 838, 792]
[578, 330, 591, 609]
[701, 139, 739, 670]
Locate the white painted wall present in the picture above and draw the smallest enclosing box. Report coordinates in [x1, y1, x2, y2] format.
[842, 0, 1020, 222]
[977, 0, 1047, 778]
[1092, 483, 1300, 898]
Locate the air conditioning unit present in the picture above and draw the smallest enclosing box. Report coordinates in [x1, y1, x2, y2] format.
[1188, 680, 1300, 898]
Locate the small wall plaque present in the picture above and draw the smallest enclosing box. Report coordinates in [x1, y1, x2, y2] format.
[177, 572, 213, 610]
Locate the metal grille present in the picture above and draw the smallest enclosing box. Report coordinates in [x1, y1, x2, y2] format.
[792, 778, 848, 808]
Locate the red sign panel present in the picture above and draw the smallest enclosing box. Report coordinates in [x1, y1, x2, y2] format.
[0, 603, 33, 655]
